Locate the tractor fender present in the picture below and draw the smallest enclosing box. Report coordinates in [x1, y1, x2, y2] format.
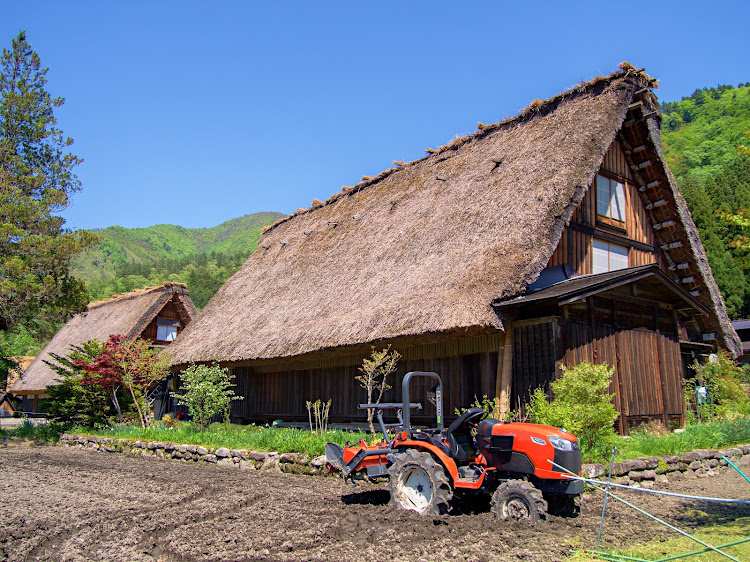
[392, 440, 459, 483]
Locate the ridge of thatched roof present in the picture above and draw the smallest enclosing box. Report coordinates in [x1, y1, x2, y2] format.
[262, 64, 658, 235]
[11, 283, 196, 393]
[167, 66, 736, 367]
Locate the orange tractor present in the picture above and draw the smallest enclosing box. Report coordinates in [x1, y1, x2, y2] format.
[326, 371, 582, 520]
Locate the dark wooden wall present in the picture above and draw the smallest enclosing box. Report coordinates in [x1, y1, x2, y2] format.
[230, 351, 499, 425]
[511, 319, 559, 412]
[509, 293, 686, 433]
[562, 296, 684, 432]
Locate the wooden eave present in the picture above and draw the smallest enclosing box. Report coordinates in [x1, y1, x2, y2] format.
[493, 264, 709, 315]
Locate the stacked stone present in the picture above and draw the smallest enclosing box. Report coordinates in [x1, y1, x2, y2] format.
[59, 434, 749, 484]
[582, 444, 750, 488]
[59, 434, 328, 475]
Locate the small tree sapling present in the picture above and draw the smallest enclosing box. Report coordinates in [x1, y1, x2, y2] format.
[176, 362, 242, 431]
[356, 346, 400, 438]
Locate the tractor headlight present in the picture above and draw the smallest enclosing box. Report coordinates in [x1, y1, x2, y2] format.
[548, 435, 573, 451]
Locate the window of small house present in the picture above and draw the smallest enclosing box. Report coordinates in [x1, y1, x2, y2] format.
[155, 317, 179, 342]
[156, 325, 177, 341]
[592, 239, 629, 274]
[596, 174, 626, 224]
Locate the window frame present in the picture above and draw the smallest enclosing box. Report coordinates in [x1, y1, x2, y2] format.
[592, 238, 629, 274]
[595, 173, 627, 230]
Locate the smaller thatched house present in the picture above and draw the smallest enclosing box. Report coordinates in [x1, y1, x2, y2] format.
[11, 283, 196, 415]
[1, 357, 34, 417]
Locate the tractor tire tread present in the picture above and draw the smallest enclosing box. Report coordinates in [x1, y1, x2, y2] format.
[491, 480, 547, 522]
[387, 449, 452, 515]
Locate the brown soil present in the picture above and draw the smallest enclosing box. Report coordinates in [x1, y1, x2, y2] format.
[1, 444, 749, 561]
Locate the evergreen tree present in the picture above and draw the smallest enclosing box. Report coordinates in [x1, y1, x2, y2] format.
[0, 32, 96, 337]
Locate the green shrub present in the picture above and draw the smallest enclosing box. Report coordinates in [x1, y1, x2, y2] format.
[690, 353, 750, 420]
[176, 363, 243, 431]
[527, 361, 619, 459]
[45, 340, 134, 427]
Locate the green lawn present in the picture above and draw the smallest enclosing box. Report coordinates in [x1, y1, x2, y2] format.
[569, 517, 750, 561]
[62, 422, 370, 456]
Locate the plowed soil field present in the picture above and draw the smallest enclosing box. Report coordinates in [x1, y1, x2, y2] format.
[1, 444, 749, 561]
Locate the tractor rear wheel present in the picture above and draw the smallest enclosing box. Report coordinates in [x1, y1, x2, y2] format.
[491, 481, 547, 522]
[387, 449, 453, 515]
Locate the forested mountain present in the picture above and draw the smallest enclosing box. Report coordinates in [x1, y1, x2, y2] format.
[1, 212, 284, 356]
[660, 83, 750, 318]
[73, 212, 284, 306]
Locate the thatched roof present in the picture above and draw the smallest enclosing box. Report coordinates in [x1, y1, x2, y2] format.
[11, 283, 196, 393]
[5, 356, 34, 391]
[168, 66, 739, 366]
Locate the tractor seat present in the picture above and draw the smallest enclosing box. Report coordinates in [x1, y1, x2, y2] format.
[444, 407, 485, 463]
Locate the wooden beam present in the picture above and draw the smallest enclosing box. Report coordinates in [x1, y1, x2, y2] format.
[631, 160, 652, 171]
[495, 325, 514, 418]
[653, 220, 675, 230]
[646, 199, 667, 210]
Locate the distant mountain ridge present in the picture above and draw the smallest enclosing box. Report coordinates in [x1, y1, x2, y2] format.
[72, 212, 285, 298]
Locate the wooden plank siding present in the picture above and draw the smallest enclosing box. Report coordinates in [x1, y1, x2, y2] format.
[547, 139, 662, 275]
[511, 320, 559, 413]
[140, 297, 190, 344]
[230, 351, 499, 425]
[555, 296, 685, 433]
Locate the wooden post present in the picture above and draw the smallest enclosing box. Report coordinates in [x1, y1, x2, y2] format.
[654, 307, 670, 429]
[495, 325, 514, 418]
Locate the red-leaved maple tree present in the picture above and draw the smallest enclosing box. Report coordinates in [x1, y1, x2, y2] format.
[75, 334, 169, 427]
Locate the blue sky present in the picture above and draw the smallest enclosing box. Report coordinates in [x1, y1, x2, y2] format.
[3, 1, 749, 230]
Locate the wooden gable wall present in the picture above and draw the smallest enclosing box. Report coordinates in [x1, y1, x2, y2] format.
[140, 296, 191, 345]
[548, 138, 666, 274]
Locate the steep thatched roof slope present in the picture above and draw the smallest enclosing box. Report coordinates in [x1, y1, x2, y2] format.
[12, 283, 196, 393]
[168, 68, 737, 366]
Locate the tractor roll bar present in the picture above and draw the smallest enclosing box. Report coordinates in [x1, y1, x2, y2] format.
[402, 371, 443, 432]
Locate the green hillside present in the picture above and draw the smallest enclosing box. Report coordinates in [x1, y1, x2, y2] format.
[660, 83, 750, 318]
[73, 212, 285, 306]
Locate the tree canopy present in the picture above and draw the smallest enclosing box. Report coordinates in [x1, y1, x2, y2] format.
[661, 83, 750, 318]
[0, 31, 96, 338]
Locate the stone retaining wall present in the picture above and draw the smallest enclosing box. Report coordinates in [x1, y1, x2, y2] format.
[582, 444, 750, 488]
[59, 434, 328, 475]
[59, 434, 750, 486]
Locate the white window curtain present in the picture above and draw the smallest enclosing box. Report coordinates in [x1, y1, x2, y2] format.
[593, 239, 629, 274]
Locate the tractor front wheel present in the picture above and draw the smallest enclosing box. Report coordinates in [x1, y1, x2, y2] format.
[387, 449, 453, 515]
[491, 481, 547, 522]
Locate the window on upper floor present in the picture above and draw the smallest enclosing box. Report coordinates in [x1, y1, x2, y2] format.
[593, 239, 628, 274]
[596, 174, 626, 226]
[155, 317, 179, 342]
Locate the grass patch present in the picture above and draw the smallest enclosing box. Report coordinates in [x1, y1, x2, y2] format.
[611, 418, 750, 462]
[68, 422, 370, 456]
[2, 420, 67, 443]
[568, 517, 750, 561]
